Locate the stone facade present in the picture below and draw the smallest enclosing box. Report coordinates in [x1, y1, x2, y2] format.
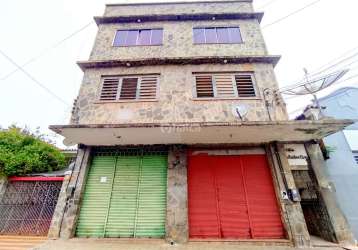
[71, 63, 287, 125]
[89, 20, 268, 61]
[104, 1, 254, 18]
[71, 0, 287, 125]
[52, 0, 355, 248]
[166, 146, 188, 243]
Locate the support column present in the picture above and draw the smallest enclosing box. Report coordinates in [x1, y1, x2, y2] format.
[166, 145, 188, 244]
[59, 145, 92, 239]
[0, 176, 8, 199]
[47, 174, 71, 239]
[275, 143, 311, 247]
[305, 142, 355, 245]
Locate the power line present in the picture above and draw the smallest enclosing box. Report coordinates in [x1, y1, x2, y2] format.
[0, 49, 71, 107]
[256, 0, 281, 10]
[0, 21, 95, 81]
[262, 0, 322, 29]
[308, 46, 358, 76]
[308, 52, 358, 78]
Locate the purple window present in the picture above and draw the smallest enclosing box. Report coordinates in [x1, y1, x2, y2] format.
[228, 27, 242, 43]
[114, 29, 163, 46]
[193, 27, 243, 44]
[126, 30, 139, 46]
[113, 30, 127, 46]
[151, 29, 163, 45]
[217, 28, 230, 43]
[205, 28, 217, 43]
[193, 28, 205, 44]
[138, 30, 151, 45]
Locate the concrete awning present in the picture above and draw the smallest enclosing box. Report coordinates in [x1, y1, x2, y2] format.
[49, 119, 353, 146]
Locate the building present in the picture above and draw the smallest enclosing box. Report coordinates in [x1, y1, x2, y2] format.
[317, 87, 358, 239]
[49, 0, 355, 247]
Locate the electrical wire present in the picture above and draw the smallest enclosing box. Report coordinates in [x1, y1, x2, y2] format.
[262, 0, 322, 29]
[0, 21, 94, 81]
[256, 0, 281, 10]
[0, 49, 71, 107]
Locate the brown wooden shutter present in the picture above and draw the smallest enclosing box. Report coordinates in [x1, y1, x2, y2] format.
[235, 75, 256, 97]
[139, 76, 158, 100]
[195, 75, 214, 98]
[120, 78, 138, 100]
[100, 78, 120, 101]
[214, 74, 235, 98]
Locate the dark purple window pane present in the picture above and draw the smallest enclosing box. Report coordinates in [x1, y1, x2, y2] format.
[217, 28, 230, 43]
[205, 28, 217, 43]
[193, 28, 205, 44]
[138, 30, 151, 45]
[151, 29, 163, 45]
[126, 30, 139, 46]
[228, 27, 242, 43]
[113, 30, 127, 46]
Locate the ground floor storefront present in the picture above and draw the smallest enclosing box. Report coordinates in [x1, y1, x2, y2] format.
[46, 142, 355, 248]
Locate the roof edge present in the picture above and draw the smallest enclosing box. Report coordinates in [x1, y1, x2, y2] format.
[94, 12, 264, 25]
[105, 0, 253, 7]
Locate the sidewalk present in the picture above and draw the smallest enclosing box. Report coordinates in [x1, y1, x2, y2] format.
[32, 238, 349, 250]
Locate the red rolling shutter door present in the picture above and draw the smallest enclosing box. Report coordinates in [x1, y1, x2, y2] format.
[242, 155, 285, 239]
[188, 154, 284, 239]
[188, 155, 219, 238]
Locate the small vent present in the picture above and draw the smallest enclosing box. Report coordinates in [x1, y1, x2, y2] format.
[195, 75, 214, 97]
[235, 75, 256, 97]
[215, 74, 235, 97]
[353, 152, 358, 164]
[120, 78, 138, 100]
[139, 76, 158, 99]
[100, 78, 120, 101]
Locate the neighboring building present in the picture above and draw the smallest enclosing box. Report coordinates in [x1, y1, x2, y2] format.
[49, 0, 355, 247]
[318, 87, 358, 239]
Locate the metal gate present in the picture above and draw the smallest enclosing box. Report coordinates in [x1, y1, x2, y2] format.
[76, 148, 167, 238]
[0, 177, 63, 236]
[188, 153, 285, 239]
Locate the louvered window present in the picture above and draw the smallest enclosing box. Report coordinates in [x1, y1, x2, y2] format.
[194, 73, 256, 98]
[100, 75, 158, 101]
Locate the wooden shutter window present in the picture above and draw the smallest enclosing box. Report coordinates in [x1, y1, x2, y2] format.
[195, 75, 214, 98]
[214, 74, 235, 97]
[100, 78, 120, 101]
[235, 75, 256, 97]
[139, 76, 158, 99]
[120, 78, 138, 100]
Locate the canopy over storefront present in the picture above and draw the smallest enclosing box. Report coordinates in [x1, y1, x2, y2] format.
[50, 119, 353, 146]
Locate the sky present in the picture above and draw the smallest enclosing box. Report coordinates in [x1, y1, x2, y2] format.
[0, 0, 358, 148]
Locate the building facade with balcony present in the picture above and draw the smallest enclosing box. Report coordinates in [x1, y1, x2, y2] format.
[49, 0, 355, 247]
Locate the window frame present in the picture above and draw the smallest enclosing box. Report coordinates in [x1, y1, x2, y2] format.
[97, 74, 160, 103]
[192, 72, 259, 100]
[193, 26, 243, 45]
[113, 28, 164, 47]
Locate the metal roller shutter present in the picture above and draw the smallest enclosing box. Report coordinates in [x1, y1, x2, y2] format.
[242, 155, 285, 239]
[76, 156, 116, 237]
[76, 154, 167, 238]
[188, 153, 284, 240]
[135, 156, 167, 237]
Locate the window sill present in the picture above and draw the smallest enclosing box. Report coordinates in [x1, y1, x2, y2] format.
[113, 44, 163, 47]
[193, 42, 244, 45]
[191, 97, 261, 101]
[94, 99, 159, 104]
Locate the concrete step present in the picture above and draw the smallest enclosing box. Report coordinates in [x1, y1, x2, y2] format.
[0, 236, 46, 250]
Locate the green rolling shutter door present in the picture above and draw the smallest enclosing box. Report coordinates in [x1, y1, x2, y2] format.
[76, 154, 167, 238]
